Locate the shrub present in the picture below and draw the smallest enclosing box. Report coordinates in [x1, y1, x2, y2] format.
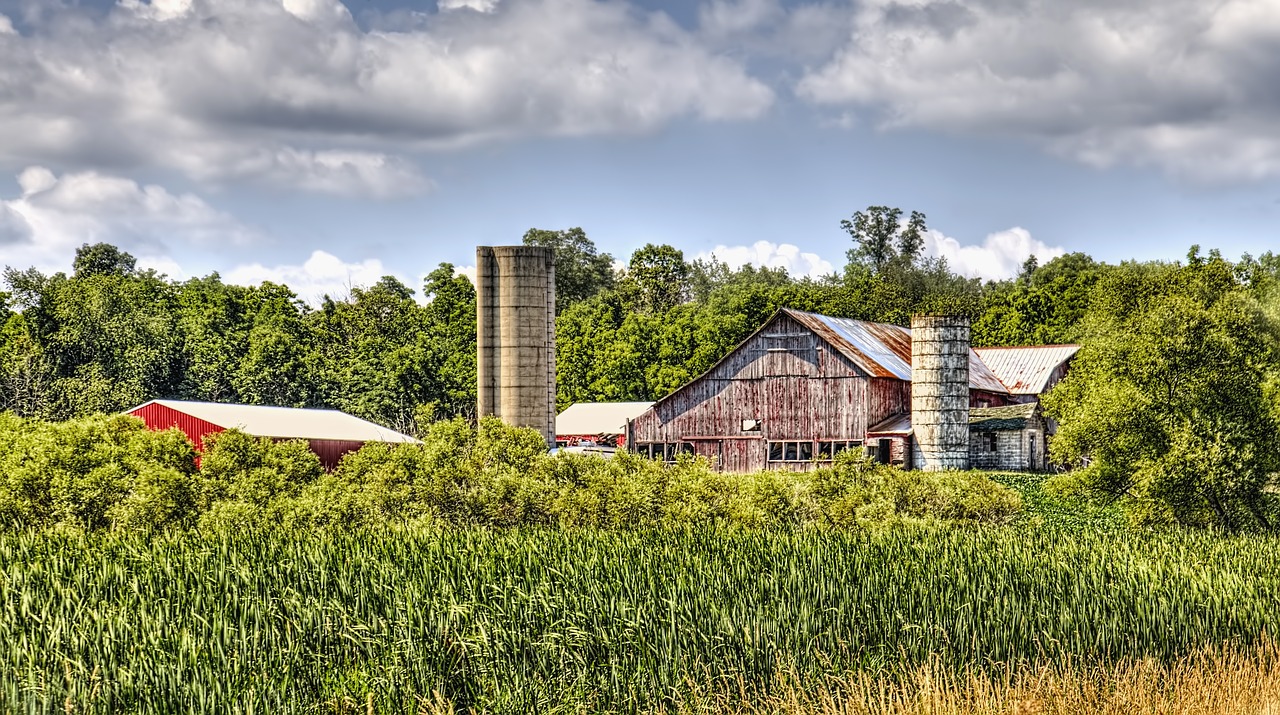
[0, 413, 197, 530]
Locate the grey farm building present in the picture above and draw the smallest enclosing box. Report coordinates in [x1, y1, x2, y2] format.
[624, 309, 1077, 473]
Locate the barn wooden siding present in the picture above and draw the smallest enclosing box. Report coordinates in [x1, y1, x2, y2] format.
[127, 403, 366, 471]
[631, 313, 905, 472]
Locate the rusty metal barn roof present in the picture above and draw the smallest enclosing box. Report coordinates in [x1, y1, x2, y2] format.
[128, 400, 420, 443]
[556, 402, 654, 436]
[972, 345, 1080, 395]
[867, 413, 913, 435]
[784, 309, 1009, 393]
[969, 402, 1039, 431]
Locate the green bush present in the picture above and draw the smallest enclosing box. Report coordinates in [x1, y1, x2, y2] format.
[0, 413, 196, 531]
[0, 412, 1021, 533]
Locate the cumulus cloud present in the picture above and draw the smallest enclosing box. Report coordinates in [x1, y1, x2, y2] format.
[0, 166, 256, 274]
[696, 240, 836, 279]
[922, 227, 1065, 282]
[698, 0, 853, 63]
[796, 0, 1280, 182]
[438, 0, 501, 12]
[224, 250, 391, 305]
[0, 0, 772, 197]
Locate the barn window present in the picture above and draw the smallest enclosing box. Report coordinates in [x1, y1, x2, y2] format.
[833, 440, 861, 456]
[633, 442, 693, 463]
[982, 433, 998, 452]
[815, 441, 863, 461]
[767, 441, 819, 462]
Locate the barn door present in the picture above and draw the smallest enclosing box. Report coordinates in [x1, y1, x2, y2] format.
[689, 440, 723, 469]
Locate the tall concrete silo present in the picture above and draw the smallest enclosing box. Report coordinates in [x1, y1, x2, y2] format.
[476, 246, 556, 445]
[911, 315, 970, 471]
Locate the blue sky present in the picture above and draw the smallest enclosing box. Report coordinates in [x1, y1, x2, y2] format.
[1, 0, 1278, 303]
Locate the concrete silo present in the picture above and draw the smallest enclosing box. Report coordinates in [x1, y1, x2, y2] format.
[910, 315, 970, 470]
[476, 246, 556, 446]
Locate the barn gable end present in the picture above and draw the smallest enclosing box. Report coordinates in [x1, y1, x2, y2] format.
[631, 311, 889, 472]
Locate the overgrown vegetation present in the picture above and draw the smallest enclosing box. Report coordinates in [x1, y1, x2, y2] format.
[0, 414, 1020, 533]
[4, 525, 1277, 713]
[6, 223, 1280, 527]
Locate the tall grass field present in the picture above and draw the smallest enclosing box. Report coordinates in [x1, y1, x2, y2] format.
[3, 525, 1278, 713]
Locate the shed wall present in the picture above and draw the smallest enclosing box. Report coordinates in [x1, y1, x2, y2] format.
[969, 417, 1047, 471]
[129, 402, 225, 452]
[128, 403, 369, 471]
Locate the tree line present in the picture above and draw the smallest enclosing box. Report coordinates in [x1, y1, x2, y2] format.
[3, 210, 1280, 528]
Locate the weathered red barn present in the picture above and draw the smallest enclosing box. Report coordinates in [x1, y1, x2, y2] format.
[126, 400, 420, 470]
[627, 309, 1074, 473]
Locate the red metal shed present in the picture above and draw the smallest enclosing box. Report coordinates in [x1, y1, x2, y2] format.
[125, 400, 420, 470]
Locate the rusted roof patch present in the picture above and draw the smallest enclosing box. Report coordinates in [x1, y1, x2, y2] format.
[785, 309, 1009, 393]
[973, 345, 1080, 394]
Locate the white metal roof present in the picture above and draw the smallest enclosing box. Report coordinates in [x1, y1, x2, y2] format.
[130, 400, 421, 443]
[973, 345, 1080, 395]
[556, 402, 655, 436]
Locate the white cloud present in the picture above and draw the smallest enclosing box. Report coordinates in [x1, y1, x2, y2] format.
[454, 264, 478, 285]
[438, 0, 501, 12]
[698, 0, 853, 63]
[0, 0, 772, 197]
[0, 166, 255, 274]
[224, 250, 392, 305]
[0, 14, 16, 35]
[921, 227, 1065, 282]
[796, 0, 1280, 182]
[697, 240, 836, 279]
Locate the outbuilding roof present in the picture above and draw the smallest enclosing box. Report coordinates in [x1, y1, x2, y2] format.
[128, 400, 420, 443]
[784, 309, 1009, 394]
[969, 402, 1039, 431]
[972, 345, 1080, 395]
[556, 401, 655, 436]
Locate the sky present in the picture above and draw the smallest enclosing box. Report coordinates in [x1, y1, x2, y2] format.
[0, 0, 1278, 305]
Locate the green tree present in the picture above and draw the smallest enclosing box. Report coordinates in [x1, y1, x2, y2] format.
[418, 264, 477, 422]
[174, 274, 258, 403]
[522, 227, 615, 312]
[234, 283, 317, 408]
[72, 242, 138, 278]
[841, 206, 927, 275]
[0, 261, 181, 418]
[625, 244, 690, 313]
[1043, 255, 1280, 529]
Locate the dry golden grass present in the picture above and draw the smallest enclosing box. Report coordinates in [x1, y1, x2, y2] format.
[664, 639, 1280, 715]
[412, 640, 1280, 715]
[409, 639, 1280, 715]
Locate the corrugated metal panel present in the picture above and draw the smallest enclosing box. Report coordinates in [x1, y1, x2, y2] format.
[128, 402, 226, 452]
[308, 440, 369, 471]
[785, 309, 1009, 394]
[973, 345, 1080, 395]
[787, 310, 912, 379]
[556, 402, 654, 436]
[128, 403, 378, 472]
[867, 413, 912, 435]
[124, 400, 420, 443]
